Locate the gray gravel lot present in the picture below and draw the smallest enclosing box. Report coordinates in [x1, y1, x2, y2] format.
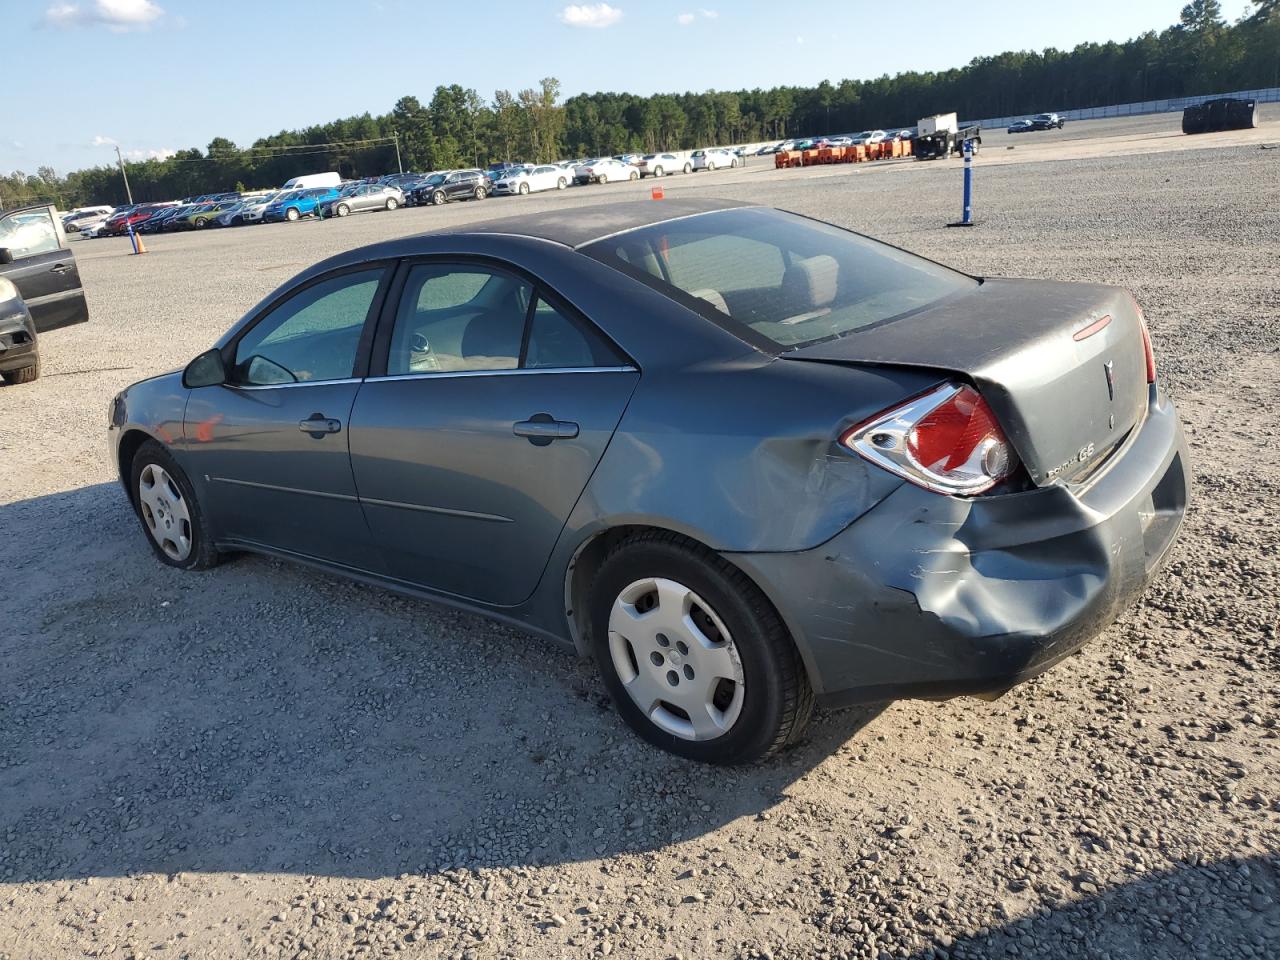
[1, 114, 1278, 959]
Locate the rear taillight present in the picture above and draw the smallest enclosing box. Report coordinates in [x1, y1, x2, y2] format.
[841, 383, 1018, 496]
[1129, 294, 1157, 384]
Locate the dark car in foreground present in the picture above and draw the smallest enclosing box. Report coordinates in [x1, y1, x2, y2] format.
[107, 198, 1189, 763]
[0, 204, 89, 384]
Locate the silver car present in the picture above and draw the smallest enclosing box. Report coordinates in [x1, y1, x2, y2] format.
[326, 183, 404, 218]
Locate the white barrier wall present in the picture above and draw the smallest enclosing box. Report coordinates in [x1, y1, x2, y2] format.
[963, 87, 1280, 130]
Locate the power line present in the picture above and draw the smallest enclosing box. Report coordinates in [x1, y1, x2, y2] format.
[122, 137, 400, 164]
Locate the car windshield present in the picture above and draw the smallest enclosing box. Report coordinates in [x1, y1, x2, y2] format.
[582, 207, 978, 351]
[423, 174, 447, 185]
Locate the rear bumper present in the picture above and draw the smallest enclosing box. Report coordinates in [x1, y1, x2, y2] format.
[729, 386, 1190, 707]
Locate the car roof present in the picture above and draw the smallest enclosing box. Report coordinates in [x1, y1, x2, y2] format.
[420, 197, 753, 249]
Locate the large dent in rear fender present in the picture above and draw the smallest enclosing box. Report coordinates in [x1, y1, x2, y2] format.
[567, 358, 936, 552]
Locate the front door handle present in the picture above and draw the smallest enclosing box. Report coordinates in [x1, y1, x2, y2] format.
[514, 414, 579, 445]
[299, 413, 342, 437]
[50, 263, 72, 275]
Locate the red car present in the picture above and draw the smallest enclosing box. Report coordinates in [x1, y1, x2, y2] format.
[102, 204, 166, 237]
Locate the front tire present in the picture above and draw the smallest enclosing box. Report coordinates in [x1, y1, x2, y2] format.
[129, 440, 220, 571]
[2, 357, 40, 385]
[557, 177, 567, 190]
[629, 170, 639, 180]
[519, 182, 530, 195]
[386, 197, 399, 210]
[285, 207, 300, 222]
[336, 203, 351, 217]
[432, 191, 446, 205]
[589, 532, 813, 764]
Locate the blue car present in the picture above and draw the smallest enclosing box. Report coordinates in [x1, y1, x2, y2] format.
[262, 188, 340, 223]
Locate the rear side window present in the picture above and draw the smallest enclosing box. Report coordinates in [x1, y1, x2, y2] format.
[581, 207, 976, 350]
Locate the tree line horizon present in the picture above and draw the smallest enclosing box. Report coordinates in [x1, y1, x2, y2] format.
[2, 0, 1275, 208]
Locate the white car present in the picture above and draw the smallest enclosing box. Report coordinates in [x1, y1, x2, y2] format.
[851, 130, 888, 145]
[573, 158, 640, 185]
[238, 192, 283, 224]
[636, 153, 691, 177]
[63, 209, 114, 234]
[492, 164, 570, 195]
[690, 149, 739, 171]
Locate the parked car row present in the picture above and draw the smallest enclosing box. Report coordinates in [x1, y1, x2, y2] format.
[1007, 113, 1067, 134]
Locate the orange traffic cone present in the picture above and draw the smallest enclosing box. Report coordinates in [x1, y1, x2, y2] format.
[651, 185, 664, 200]
[134, 233, 147, 254]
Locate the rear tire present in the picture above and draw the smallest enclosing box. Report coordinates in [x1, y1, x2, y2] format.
[557, 177, 567, 189]
[629, 170, 639, 180]
[589, 531, 814, 764]
[129, 440, 220, 572]
[519, 182, 530, 195]
[2, 357, 40, 385]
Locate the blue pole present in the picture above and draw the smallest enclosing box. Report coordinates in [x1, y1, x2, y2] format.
[961, 139, 974, 224]
[127, 220, 139, 254]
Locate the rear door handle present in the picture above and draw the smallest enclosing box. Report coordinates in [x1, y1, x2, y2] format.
[50, 263, 72, 275]
[299, 414, 342, 436]
[514, 414, 579, 445]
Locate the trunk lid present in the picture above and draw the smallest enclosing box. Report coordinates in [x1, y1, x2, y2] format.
[783, 278, 1149, 486]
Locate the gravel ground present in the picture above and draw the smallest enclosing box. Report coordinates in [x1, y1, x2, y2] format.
[1, 115, 1278, 959]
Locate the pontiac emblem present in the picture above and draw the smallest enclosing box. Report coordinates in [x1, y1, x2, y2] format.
[1103, 360, 1115, 402]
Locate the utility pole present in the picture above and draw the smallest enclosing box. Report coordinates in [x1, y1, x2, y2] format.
[394, 133, 403, 174]
[114, 145, 134, 205]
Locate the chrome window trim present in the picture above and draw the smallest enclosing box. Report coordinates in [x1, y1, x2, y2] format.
[368, 365, 637, 384]
[228, 377, 363, 391]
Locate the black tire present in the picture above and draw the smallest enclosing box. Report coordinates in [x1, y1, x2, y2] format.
[629, 170, 639, 180]
[336, 203, 351, 217]
[653, 166, 664, 177]
[683, 162, 692, 174]
[473, 186, 486, 200]
[557, 177, 567, 190]
[128, 440, 220, 571]
[285, 207, 300, 222]
[194, 218, 207, 228]
[588, 531, 814, 764]
[432, 191, 446, 205]
[386, 197, 399, 210]
[1, 356, 40, 385]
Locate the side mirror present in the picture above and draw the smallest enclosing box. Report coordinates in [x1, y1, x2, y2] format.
[0, 248, 13, 265]
[183, 348, 227, 388]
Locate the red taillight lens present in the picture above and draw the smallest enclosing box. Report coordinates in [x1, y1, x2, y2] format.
[1129, 294, 1157, 384]
[842, 383, 1018, 496]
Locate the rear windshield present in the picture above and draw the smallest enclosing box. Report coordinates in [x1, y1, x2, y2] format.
[581, 207, 977, 350]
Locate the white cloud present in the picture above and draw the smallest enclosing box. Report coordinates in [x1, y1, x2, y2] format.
[795, 35, 804, 44]
[559, 3, 622, 28]
[126, 147, 176, 161]
[91, 134, 118, 147]
[677, 9, 716, 25]
[45, 0, 165, 31]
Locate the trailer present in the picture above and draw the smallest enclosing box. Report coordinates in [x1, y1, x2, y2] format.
[1182, 97, 1259, 135]
[913, 119, 981, 160]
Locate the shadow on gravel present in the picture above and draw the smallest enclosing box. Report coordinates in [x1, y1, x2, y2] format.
[902, 853, 1279, 960]
[0, 484, 887, 884]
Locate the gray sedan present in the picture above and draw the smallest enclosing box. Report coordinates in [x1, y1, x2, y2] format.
[325, 183, 404, 218]
[108, 199, 1189, 764]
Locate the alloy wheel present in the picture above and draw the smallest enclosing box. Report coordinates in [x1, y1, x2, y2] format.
[608, 577, 745, 741]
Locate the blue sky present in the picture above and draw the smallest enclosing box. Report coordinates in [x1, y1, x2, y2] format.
[6, 0, 1218, 173]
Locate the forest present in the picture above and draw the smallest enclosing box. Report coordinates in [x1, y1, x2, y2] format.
[2, 0, 1276, 208]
